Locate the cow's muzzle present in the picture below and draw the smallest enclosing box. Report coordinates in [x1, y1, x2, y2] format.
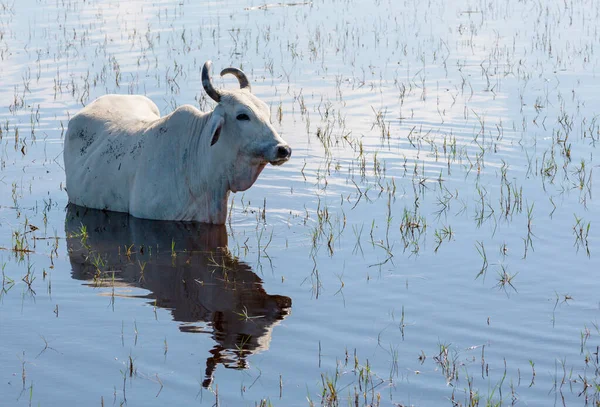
[269, 144, 292, 166]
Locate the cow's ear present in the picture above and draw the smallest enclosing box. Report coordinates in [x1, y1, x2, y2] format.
[210, 115, 225, 146]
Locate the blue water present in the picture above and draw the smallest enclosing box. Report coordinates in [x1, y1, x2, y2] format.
[1, 0, 599, 406]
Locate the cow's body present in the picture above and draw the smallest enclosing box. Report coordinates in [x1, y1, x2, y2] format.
[64, 61, 291, 224]
[65, 95, 229, 223]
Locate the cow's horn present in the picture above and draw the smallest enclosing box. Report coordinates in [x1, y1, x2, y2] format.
[202, 61, 221, 103]
[220, 67, 251, 92]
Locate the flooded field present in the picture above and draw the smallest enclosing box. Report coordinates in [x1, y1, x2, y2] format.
[0, 0, 599, 405]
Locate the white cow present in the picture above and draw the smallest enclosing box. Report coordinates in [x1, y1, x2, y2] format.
[64, 61, 291, 224]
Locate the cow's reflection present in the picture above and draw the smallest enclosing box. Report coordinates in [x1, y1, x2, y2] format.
[65, 204, 291, 387]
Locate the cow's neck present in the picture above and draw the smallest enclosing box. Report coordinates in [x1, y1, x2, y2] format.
[181, 109, 232, 224]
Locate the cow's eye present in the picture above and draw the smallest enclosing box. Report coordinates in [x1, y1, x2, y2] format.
[236, 113, 250, 121]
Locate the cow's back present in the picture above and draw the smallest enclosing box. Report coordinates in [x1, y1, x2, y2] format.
[64, 95, 161, 212]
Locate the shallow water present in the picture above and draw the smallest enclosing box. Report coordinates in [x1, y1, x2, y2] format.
[0, 0, 599, 406]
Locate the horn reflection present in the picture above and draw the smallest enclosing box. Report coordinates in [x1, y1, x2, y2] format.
[65, 204, 291, 388]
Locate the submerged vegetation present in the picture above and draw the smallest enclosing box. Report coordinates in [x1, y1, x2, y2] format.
[0, 0, 599, 405]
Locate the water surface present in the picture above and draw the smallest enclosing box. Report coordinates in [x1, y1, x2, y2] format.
[0, 0, 599, 406]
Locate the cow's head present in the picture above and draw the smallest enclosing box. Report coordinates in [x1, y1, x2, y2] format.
[202, 61, 292, 192]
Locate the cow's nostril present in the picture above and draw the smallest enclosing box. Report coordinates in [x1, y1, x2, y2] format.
[277, 145, 292, 159]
